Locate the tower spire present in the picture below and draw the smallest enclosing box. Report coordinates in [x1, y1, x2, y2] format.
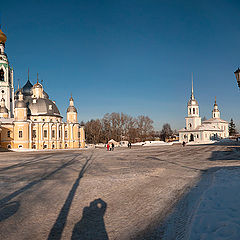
[191, 72, 194, 100]
[28, 68, 29, 81]
[37, 72, 39, 83]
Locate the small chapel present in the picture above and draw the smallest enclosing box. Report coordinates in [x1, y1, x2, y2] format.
[0, 27, 85, 150]
[179, 79, 229, 143]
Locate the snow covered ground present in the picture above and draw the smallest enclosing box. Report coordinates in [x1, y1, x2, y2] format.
[158, 167, 240, 240]
[133, 140, 174, 146]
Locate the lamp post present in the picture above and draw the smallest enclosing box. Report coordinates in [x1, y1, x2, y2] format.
[234, 68, 240, 88]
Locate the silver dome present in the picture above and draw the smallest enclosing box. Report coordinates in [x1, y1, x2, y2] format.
[67, 105, 77, 113]
[28, 98, 61, 117]
[0, 106, 8, 113]
[15, 100, 26, 108]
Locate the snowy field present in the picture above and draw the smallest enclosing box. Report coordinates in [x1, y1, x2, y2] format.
[156, 167, 240, 240]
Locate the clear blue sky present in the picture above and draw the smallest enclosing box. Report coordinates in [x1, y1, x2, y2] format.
[1, 0, 240, 130]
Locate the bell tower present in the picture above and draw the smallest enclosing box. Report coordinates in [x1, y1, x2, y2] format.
[185, 75, 201, 130]
[0, 27, 14, 117]
[212, 96, 220, 119]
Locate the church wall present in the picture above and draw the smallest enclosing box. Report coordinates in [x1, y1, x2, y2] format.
[13, 122, 29, 149]
[0, 125, 14, 149]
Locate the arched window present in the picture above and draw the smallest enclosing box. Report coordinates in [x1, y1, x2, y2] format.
[0, 69, 4, 81]
[189, 108, 191, 115]
[193, 108, 195, 114]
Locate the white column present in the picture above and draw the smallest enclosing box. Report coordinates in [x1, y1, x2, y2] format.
[29, 122, 32, 149]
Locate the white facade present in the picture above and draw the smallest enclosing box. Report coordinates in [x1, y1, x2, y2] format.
[0, 40, 14, 117]
[179, 81, 229, 143]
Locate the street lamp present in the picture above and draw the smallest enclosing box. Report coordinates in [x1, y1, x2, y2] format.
[234, 68, 240, 88]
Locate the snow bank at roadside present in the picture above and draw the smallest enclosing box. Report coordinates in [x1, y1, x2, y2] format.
[132, 141, 174, 146]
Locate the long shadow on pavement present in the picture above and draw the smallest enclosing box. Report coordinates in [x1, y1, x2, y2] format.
[47, 153, 94, 240]
[0, 154, 80, 222]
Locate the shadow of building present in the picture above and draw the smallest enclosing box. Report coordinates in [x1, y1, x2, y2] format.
[71, 198, 108, 240]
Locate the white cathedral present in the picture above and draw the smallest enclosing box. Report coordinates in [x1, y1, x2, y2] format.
[179, 80, 229, 143]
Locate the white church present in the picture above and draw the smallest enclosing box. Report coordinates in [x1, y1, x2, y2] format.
[179, 80, 229, 143]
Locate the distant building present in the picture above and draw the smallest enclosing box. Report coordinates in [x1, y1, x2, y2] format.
[179, 79, 229, 142]
[0, 27, 85, 150]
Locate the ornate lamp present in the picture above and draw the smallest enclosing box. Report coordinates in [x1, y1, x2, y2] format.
[234, 68, 240, 88]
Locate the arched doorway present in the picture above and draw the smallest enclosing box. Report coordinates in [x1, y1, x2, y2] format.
[190, 134, 194, 142]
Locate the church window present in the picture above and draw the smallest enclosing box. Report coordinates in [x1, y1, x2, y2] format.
[189, 123, 192, 128]
[33, 145, 36, 149]
[52, 144, 55, 149]
[189, 108, 191, 114]
[52, 130, 55, 138]
[59, 130, 61, 138]
[1, 90, 4, 93]
[193, 108, 195, 114]
[44, 144, 47, 149]
[78, 132, 80, 138]
[0, 69, 4, 81]
[65, 130, 68, 138]
[18, 145, 23, 148]
[7, 131, 11, 138]
[44, 130, 47, 138]
[65, 143, 68, 148]
[7, 144, 11, 149]
[19, 131, 23, 138]
[33, 130, 36, 138]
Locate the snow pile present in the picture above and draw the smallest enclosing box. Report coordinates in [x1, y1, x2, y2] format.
[188, 168, 240, 239]
[132, 141, 173, 146]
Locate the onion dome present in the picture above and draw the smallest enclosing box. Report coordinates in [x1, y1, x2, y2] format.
[15, 90, 26, 108]
[22, 80, 33, 96]
[0, 29, 7, 44]
[67, 95, 77, 113]
[0, 98, 8, 113]
[67, 105, 77, 113]
[33, 81, 42, 89]
[28, 98, 61, 117]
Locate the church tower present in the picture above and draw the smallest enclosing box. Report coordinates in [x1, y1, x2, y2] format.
[0, 27, 14, 117]
[67, 95, 77, 123]
[212, 96, 220, 119]
[185, 75, 201, 130]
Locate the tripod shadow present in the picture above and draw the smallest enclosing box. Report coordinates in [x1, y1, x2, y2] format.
[71, 198, 108, 240]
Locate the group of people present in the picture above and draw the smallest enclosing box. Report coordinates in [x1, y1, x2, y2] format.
[106, 141, 132, 151]
[106, 143, 115, 151]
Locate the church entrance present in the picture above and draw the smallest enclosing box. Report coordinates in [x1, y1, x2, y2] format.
[190, 134, 194, 142]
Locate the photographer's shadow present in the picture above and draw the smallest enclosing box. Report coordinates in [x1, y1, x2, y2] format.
[71, 198, 108, 240]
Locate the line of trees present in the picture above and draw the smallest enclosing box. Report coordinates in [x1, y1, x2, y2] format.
[82, 113, 154, 144]
[82, 113, 178, 144]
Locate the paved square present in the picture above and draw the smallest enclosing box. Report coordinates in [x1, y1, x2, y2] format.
[0, 144, 240, 240]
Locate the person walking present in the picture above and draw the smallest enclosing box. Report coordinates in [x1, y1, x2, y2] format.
[107, 143, 110, 151]
[112, 143, 114, 151]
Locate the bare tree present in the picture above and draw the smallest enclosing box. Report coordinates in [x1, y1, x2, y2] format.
[160, 123, 173, 141]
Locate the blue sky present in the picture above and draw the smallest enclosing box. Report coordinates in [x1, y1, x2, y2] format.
[1, 0, 240, 130]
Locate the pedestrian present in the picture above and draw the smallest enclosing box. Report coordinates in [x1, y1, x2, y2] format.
[112, 143, 114, 151]
[129, 142, 131, 149]
[107, 143, 110, 151]
[182, 141, 186, 147]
